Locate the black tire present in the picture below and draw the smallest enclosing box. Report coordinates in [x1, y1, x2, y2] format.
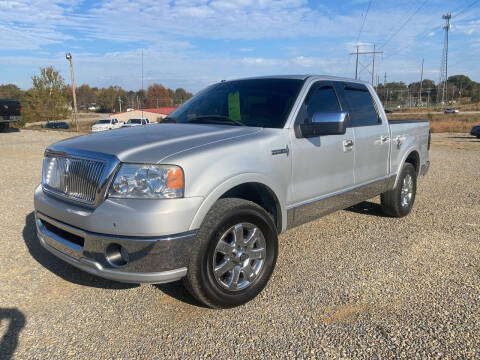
[0, 123, 9, 133]
[183, 198, 278, 308]
[381, 162, 417, 218]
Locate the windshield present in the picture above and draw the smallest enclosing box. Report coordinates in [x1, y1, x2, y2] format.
[167, 78, 304, 128]
[127, 119, 142, 124]
[96, 119, 110, 124]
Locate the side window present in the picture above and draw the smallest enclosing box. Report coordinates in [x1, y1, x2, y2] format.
[341, 83, 379, 126]
[305, 85, 341, 119]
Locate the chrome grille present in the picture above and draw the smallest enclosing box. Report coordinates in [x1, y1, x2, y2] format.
[42, 155, 106, 205]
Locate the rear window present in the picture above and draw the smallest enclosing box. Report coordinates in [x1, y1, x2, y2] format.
[342, 83, 379, 126]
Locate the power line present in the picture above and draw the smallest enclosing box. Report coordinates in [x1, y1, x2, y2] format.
[453, 0, 480, 18]
[356, 0, 373, 43]
[379, 0, 430, 50]
[350, 44, 383, 83]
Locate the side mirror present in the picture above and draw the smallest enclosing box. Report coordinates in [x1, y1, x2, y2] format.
[299, 111, 348, 138]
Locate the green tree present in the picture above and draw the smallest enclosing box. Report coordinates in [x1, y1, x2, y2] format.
[23, 66, 71, 123]
[0, 84, 25, 103]
[174, 88, 192, 105]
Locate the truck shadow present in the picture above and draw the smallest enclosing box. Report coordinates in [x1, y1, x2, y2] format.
[154, 282, 208, 308]
[3, 127, 20, 133]
[0, 308, 25, 360]
[23, 212, 137, 290]
[345, 201, 390, 218]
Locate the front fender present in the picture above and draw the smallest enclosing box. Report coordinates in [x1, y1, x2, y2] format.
[188, 173, 287, 232]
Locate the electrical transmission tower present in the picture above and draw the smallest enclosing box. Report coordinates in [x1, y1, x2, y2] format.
[438, 13, 451, 105]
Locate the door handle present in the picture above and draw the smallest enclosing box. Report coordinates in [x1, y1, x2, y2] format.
[380, 136, 390, 143]
[343, 139, 354, 152]
[395, 135, 406, 147]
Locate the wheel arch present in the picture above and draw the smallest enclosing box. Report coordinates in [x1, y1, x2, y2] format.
[189, 174, 286, 234]
[393, 148, 420, 188]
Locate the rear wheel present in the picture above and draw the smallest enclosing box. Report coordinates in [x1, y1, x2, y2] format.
[381, 162, 417, 218]
[0, 123, 9, 133]
[183, 198, 278, 308]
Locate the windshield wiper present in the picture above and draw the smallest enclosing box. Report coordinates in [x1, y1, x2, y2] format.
[187, 115, 245, 126]
[163, 117, 176, 123]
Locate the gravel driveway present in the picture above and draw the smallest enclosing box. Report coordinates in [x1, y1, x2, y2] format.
[0, 130, 479, 359]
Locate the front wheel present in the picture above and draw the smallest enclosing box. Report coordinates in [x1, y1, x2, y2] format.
[183, 198, 278, 308]
[381, 162, 417, 217]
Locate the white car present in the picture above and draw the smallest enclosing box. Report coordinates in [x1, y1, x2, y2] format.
[122, 118, 150, 128]
[91, 118, 121, 132]
[444, 108, 459, 114]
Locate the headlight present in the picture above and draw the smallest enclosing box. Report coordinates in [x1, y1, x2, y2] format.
[108, 164, 184, 199]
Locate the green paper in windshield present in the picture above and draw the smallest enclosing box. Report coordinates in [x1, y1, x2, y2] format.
[228, 91, 241, 121]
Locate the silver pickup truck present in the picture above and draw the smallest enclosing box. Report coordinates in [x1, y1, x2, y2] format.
[34, 75, 430, 308]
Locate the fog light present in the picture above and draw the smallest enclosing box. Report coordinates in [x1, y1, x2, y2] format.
[105, 243, 129, 267]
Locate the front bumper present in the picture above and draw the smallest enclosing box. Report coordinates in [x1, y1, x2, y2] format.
[1, 115, 21, 123]
[35, 211, 196, 284]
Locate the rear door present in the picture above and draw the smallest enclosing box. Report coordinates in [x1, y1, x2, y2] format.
[335, 82, 390, 184]
[290, 81, 355, 204]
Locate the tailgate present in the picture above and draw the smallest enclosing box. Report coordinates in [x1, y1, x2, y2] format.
[1, 99, 21, 117]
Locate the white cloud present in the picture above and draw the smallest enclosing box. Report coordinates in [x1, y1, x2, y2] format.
[1, 0, 480, 90]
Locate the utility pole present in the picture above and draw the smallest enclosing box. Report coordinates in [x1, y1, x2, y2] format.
[419, 58, 424, 106]
[439, 13, 451, 105]
[350, 44, 383, 83]
[65, 53, 79, 132]
[350, 45, 358, 80]
[141, 49, 144, 118]
[118, 96, 122, 113]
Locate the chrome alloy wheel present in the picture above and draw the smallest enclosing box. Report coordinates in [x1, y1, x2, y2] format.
[212, 223, 266, 291]
[401, 174, 414, 207]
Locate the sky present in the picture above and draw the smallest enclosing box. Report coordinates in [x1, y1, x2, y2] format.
[0, 0, 479, 93]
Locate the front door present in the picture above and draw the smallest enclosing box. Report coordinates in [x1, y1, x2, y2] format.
[289, 81, 355, 225]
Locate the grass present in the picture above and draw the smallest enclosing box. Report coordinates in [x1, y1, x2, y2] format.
[388, 113, 480, 133]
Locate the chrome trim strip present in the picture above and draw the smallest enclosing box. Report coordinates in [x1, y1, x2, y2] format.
[420, 160, 430, 176]
[287, 175, 395, 229]
[287, 174, 395, 211]
[38, 236, 187, 284]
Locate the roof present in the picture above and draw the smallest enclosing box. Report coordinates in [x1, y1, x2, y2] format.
[230, 74, 369, 85]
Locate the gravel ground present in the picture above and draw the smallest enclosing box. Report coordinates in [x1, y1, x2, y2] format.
[0, 130, 479, 359]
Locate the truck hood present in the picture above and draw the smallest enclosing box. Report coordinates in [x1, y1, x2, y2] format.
[49, 123, 262, 163]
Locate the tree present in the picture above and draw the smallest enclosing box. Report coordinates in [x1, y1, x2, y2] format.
[0, 84, 25, 103]
[173, 88, 192, 105]
[22, 66, 71, 123]
[146, 83, 171, 108]
[76, 84, 98, 110]
[96, 86, 126, 112]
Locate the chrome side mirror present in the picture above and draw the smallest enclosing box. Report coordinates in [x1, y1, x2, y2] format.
[300, 111, 348, 138]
